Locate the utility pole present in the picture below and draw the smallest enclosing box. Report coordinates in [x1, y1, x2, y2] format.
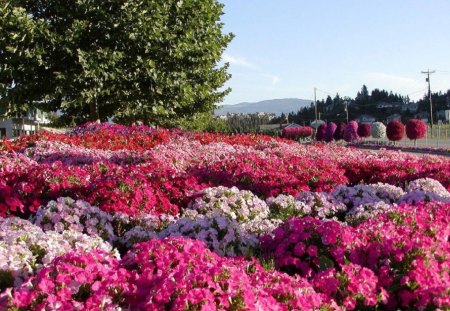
[314, 87, 317, 122]
[421, 69, 435, 133]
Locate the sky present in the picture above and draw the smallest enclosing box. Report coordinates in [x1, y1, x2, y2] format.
[219, 0, 450, 105]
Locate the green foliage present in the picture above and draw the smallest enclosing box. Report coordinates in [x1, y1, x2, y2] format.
[165, 112, 231, 133]
[0, 0, 233, 125]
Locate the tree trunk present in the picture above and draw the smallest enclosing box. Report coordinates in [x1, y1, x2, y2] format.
[90, 101, 99, 122]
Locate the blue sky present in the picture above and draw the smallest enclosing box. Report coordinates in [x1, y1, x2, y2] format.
[219, 0, 450, 105]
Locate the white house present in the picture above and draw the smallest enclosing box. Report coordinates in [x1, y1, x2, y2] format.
[0, 109, 51, 138]
[436, 110, 450, 122]
[386, 114, 402, 123]
[401, 102, 418, 113]
[355, 114, 376, 123]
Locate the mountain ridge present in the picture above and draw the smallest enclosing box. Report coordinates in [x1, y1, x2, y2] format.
[215, 98, 312, 116]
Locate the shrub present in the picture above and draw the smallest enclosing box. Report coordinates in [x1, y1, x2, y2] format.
[405, 119, 427, 142]
[315, 123, 327, 141]
[282, 126, 313, 140]
[386, 120, 405, 142]
[357, 123, 371, 138]
[333, 122, 346, 141]
[324, 122, 337, 143]
[343, 121, 360, 142]
[371, 122, 386, 139]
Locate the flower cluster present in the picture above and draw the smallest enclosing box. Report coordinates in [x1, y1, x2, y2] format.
[262, 202, 450, 310]
[332, 183, 404, 208]
[1, 251, 133, 310]
[34, 197, 117, 243]
[159, 215, 260, 257]
[33, 197, 177, 249]
[121, 237, 328, 310]
[187, 186, 270, 223]
[1, 123, 450, 310]
[406, 177, 450, 198]
[0, 217, 116, 290]
[3, 238, 330, 310]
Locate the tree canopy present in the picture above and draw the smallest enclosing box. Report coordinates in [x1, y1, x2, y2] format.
[0, 0, 233, 125]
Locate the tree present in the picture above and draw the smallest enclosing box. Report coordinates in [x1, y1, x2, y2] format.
[386, 120, 405, 144]
[0, 0, 233, 125]
[405, 119, 427, 145]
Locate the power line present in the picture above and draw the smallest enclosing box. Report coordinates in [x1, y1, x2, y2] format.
[407, 88, 428, 96]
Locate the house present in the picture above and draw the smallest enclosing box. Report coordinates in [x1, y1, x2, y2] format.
[0, 108, 51, 138]
[259, 123, 290, 132]
[414, 111, 430, 123]
[355, 114, 376, 123]
[386, 114, 402, 123]
[401, 102, 418, 113]
[436, 110, 450, 122]
[376, 101, 403, 109]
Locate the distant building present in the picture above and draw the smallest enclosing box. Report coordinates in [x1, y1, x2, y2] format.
[414, 111, 430, 123]
[376, 101, 403, 109]
[436, 110, 450, 122]
[355, 114, 376, 123]
[401, 102, 418, 113]
[0, 108, 51, 138]
[259, 123, 300, 133]
[386, 113, 402, 123]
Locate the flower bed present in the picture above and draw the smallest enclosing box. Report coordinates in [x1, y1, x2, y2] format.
[1, 123, 450, 310]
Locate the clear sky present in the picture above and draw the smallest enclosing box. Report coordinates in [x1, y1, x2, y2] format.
[219, 0, 450, 105]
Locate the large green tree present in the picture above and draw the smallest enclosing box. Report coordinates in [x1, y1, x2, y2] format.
[0, 0, 233, 125]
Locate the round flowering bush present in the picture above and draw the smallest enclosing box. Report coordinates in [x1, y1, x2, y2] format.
[405, 119, 427, 141]
[398, 190, 450, 205]
[112, 212, 177, 249]
[333, 122, 346, 141]
[345, 201, 395, 226]
[367, 182, 406, 203]
[187, 186, 270, 223]
[2, 250, 134, 310]
[398, 178, 450, 205]
[406, 178, 450, 198]
[122, 237, 328, 310]
[315, 123, 327, 142]
[371, 121, 386, 139]
[332, 183, 403, 209]
[324, 122, 337, 143]
[33, 197, 117, 244]
[0, 217, 116, 290]
[295, 191, 347, 219]
[312, 263, 381, 309]
[357, 123, 371, 139]
[282, 126, 313, 140]
[33, 197, 180, 249]
[353, 202, 450, 310]
[343, 121, 360, 143]
[386, 120, 405, 142]
[159, 215, 260, 257]
[266, 194, 309, 221]
[261, 217, 360, 278]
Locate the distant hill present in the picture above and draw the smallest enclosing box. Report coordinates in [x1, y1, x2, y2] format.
[215, 98, 312, 116]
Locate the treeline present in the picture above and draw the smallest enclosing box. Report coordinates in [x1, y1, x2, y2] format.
[273, 85, 450, 125]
